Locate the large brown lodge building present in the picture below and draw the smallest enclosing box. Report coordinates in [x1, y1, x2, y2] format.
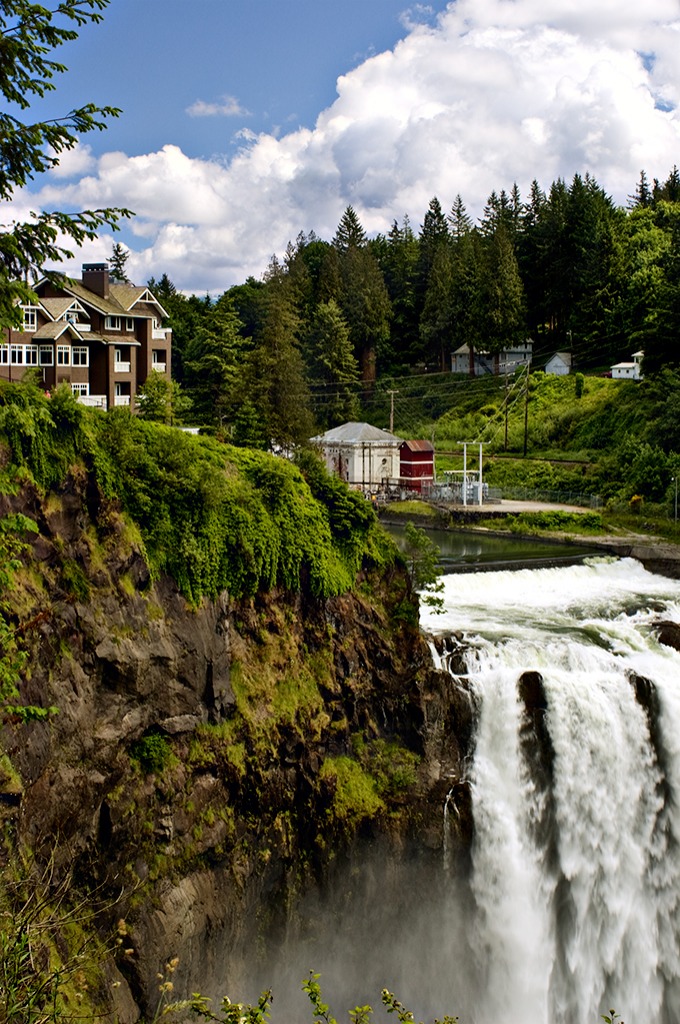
[1, 263, 171, 410]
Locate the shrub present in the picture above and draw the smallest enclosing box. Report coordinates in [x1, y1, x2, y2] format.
[130, 732, 174, 775]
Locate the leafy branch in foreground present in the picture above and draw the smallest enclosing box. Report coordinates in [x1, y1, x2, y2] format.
[0, 856, 124, 1024]
[163, 987, 272, 1024]
[402, 521, 444, 613]
[0, 0, 132, 328]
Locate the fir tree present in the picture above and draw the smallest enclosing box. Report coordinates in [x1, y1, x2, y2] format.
[306, 299, 360, 428]
[110, 241, 130, 282]
[333, 206, 367, 252]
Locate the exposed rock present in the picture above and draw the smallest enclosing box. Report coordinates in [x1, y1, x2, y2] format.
[653, 620, 680, 651]
[0, 474, 472, 1022]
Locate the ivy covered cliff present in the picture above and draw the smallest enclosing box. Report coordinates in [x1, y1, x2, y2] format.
[0, 383, 472, 1023]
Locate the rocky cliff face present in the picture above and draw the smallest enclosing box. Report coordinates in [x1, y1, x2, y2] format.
[0, 473, 474, 1022]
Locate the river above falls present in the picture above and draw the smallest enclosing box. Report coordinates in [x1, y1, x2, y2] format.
[383, 520, 603, 573]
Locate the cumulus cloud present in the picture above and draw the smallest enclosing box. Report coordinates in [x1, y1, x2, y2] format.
[19, 0, 680, 292]
[46, 141, 97, 179]
[186, 95, 250, 117]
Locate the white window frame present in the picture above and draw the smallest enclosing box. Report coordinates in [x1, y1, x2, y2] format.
[125, 317, 134, 331]
[105, 316, 121, 331]
[10, 345, 24, 365]
[22, 306, 38, 332]
[0, 346, 8, 365]
[57, 344, 71, 366]
[24, 345, 39, 366]
[70, 383, 89, 397]
[39, 345, 53, 366]
[72, 346, 89, 367]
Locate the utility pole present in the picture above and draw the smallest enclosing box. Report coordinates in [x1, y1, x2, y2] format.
[504, 370, 509, 451]
[387, 389, 399, 434]
[523, 363, 530, 458]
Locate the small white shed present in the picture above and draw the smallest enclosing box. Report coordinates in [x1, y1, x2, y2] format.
[545, 352, 572, 376]
[312, 422, 402, 492]
[611, 350, 643, 381]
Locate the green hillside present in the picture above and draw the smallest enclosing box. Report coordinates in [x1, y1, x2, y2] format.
[427, 369, 680, 513]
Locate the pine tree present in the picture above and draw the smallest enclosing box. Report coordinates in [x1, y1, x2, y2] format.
[477, 223, 526, 360]
[338, 245, 391, 385]
[379, 217, 420, 370]
[420, 244, 454, 370]
[306, 299, 360, 428]
[629, 170, 653, 209]
[244, 259, 314, 448]
[183, 298, 247, 427]
[329, 208, 390, 385]
[418, 197, 450, 289]
[110, 241, 130, 282]
[449, 196, 472, 241]
[333, 206, 367, 252]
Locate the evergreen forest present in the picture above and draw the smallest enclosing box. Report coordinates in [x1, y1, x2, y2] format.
[145, 167, 680, 451]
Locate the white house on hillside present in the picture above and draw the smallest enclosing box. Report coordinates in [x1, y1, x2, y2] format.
[452, 339, 533, 376]
[311, 422, 402, 492]
[545, 351, 572, 376]
[611, 350, 643, 380]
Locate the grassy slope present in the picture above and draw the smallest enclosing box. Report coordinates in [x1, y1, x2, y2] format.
[431, 372, 679, 510]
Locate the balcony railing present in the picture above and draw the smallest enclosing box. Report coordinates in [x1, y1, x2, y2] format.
[77, 394, 107, 409]
[152, 327, 170, 340]
[152, 361, 167, 373]
[114, 360, 131, 373]
[114, 395, 130, 407]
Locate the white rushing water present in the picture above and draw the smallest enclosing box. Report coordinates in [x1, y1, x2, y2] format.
[421, 557, 680, 1024]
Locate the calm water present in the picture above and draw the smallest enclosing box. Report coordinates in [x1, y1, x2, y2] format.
[384, 521, 602, 573]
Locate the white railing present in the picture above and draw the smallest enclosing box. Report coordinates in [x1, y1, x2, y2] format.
[152, 328, 170, 340]
[152, 361, 166, 373]
[114, 395, 130, 407]
[114, 360, 131, 373]
[77, 394, 107, 409]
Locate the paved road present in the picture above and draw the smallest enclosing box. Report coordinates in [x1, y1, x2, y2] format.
[482, 499, 592, 513]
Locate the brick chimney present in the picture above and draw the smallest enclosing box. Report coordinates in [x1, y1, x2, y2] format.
[82, 263, 110, 299]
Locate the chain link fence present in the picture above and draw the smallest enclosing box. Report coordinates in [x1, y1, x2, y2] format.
[486, 486, 603, 508]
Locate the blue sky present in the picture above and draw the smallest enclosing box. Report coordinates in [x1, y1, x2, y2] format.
[32, 0, 444, 160]
[11, 0, 680, 293]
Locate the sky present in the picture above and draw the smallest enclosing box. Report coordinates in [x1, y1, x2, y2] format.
[9, 0, 680, 294]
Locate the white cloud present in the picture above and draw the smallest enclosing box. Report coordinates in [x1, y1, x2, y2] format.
[20, 0, 680, 292]
[186, 95, 251, 118]
[46, 141, 96, 179]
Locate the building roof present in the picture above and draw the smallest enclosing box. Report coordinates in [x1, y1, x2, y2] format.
[453, 340, 533, 357]
[312, 421, 403, 444]
[32, 321, 83, 341]
[101, 335, 141, 346]
[39, 297, 77, 320]
[36, 275, 168, 321]
[547, 351, 571, 363]
[400, 439, 434, 453]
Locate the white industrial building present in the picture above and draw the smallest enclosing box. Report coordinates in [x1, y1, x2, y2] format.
[311, 422, 402, 492]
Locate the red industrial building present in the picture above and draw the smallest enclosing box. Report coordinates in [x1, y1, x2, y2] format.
[399, 439, 435, 493]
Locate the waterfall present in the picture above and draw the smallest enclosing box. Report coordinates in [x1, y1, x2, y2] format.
[422, 556, 680, 1024]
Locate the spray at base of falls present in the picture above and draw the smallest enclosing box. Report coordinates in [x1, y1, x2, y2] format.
[423, 556, 680, 1024]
